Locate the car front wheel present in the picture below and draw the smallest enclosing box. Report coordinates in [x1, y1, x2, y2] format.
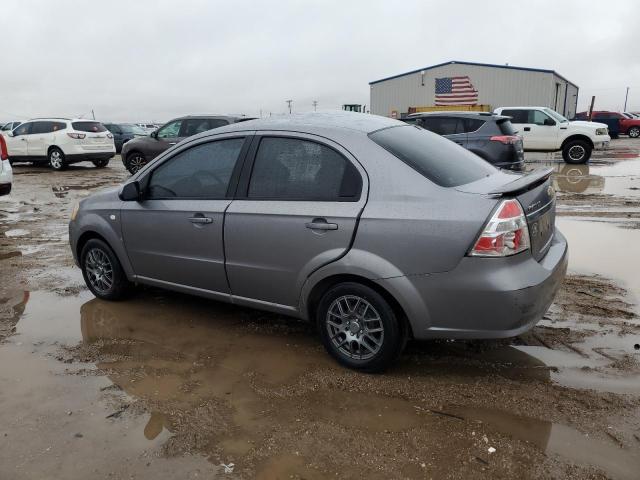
[126, 152, 147, 174]
[562, 139, 592, 164]
[80, 239, 131, 300]
[629, 126, 640, 138]
[317, 282, 405, 372]
[92, 158, 109, 168]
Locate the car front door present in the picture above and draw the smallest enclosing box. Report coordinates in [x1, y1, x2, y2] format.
[149, 119, 183, 159]
[502, 109, 558, 149]
[7, 122, 32, 158]
[224, 133, 367, 310]
[121, 135, 250, 297]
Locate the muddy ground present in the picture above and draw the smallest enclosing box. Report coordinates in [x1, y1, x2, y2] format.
[1, 140, 640, 479]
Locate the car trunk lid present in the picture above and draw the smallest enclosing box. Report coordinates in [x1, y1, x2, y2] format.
[456, 168, 556, 261]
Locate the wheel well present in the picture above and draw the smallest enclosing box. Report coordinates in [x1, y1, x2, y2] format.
[561, 135, 594, 149]
[126, 150, 144, 161]
[76, 231, 110, 261]
[47, 145, 63, 156]
[305, 274, 413, 338]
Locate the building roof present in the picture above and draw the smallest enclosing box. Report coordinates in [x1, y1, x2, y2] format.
[369, 60, 578, 88]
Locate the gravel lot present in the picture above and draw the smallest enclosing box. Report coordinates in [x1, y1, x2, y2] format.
[1, 141, 640, 479]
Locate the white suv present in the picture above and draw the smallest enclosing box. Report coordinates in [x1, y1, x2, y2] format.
[0, 135, 12, 195]
[4, 118, 115, 170]
[493, 107, 610, 164]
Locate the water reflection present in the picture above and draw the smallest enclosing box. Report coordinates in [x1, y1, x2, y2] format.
[552, 163, 605, 194]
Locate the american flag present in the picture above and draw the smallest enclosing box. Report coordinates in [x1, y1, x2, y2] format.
[434, 76, 478, 105]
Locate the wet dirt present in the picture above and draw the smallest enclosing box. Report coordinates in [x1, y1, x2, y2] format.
[1, 146, 640, 479]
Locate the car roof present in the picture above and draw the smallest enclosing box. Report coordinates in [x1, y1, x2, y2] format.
[495, 106, 549, 110]
[170, 114, 255, 122]
[202, 112, 401, 136]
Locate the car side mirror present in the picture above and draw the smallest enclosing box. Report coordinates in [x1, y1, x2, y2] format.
[544, 118, 556, 126]
[119, 181, 141, 201]
[150, 131, 158, 139]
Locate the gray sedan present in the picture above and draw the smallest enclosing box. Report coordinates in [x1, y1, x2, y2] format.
[69, 112, 567, 371]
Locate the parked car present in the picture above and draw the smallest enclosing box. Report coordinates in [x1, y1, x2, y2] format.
[121, 115, 256, 173]
[70, 112, 567, 372]
[103, 123, 148, 153]
[573, 111, 640, 139]
[403, 112, 524, 171]
[1, 121, 22, 134]
[4, 119, 115, 170]
[0, 134, 12, 195]
[494, 107, 610, 164]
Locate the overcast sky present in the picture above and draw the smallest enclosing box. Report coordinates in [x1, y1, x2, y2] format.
[2, 0, 638, 122]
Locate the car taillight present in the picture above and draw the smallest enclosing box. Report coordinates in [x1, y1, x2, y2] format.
[490, 135, 520, 145]
[0, 135, 8, 160]
[469, 199, 530, 257]
[67, 132, 86, 139]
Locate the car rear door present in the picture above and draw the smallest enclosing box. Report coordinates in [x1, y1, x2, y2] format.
[224, 133, 367, 309]
[28, 121, 54, 158]
[151, 119, 183, 158]
[121, 135, 250, 297]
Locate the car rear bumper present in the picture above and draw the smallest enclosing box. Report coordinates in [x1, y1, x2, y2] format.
[380, 229, 568, 340]
[65, 152, 115, 164]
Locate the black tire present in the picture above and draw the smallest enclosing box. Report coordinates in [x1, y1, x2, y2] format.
[48, 147, 66, 170]
[92, 158, 110, 168]
[316, 282, 405, 372]
[80, 239, 131, 300]
[562, 139, 591, 164]
[629, 126, 640, 139]
[126, 152, 147, 174]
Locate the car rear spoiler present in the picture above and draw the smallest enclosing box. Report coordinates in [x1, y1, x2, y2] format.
[488, 168, 553, 196]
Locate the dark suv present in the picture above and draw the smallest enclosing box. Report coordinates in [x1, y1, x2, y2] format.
[103, 123, 148, 153]
[403, 112, 524, 171]
[121, 115, 255, 173]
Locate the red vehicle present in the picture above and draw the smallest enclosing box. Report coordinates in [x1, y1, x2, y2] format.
[574, 111, 640, 138]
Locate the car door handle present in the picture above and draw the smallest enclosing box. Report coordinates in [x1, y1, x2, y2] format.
[169, 142, 177, 145]
[305, 218, 338, 230]
[523, 127, 531, 131]
[189, 215, 213, 224]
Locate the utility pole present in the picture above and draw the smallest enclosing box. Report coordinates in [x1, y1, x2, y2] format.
[312, 100, 318, 112]
[588, 96, 596, 121]
[286, 100, 293, 114]
[91, 109, 95, 120]
[624, 87, 630, 111]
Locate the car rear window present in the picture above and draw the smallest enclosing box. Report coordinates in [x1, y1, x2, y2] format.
[72, 121, 107, 133]
[369, 125, 495, 187]
[497, 119, 516, 135]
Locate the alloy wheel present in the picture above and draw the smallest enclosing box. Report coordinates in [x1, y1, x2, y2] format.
[630, 127, 640, 138]
[85, 248, 114, 294]
[128, 155, 146, 173]
[326, 295, 385, 360]
[568, 145, 585, 161]
[50, 150, 63, 169]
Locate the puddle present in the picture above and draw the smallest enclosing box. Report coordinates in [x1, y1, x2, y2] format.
[4, 228, 30, 238]
[548, 159, 640, 197]
[0, 251, 22, 260]
[449, 406, 640, 480]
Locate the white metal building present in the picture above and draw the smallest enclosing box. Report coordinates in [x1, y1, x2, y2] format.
[369, 60, 579, 119]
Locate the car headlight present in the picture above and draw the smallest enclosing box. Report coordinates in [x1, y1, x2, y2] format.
[596, 128, 608, 135]
[70, 202, 80, 221]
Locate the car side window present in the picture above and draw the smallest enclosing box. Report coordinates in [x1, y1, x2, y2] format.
[181, 118, 228, 137]
[147, 138, 245, 199]
[13, 122, 32, 136]
[157, 120, 182, 139]
[501, 110, 528, 124]
[529, 110, 551, 126]
[248, 137, 361, 201]
[51, 122, 66, 132]
[462, 119, 485, 133]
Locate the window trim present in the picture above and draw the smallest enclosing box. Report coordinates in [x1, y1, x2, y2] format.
[234, 134, 363, 202]
[140, 135, 251, 201]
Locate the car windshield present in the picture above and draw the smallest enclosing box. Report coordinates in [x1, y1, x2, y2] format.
[544, 108, 569, 123]
[120, 124, 147, 135]
[369, 125, 495, 187]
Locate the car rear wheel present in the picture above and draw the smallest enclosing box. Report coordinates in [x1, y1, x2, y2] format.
[629, 126, 640, 138]
[92, 158, 109, 168]
[126, 152, 147, 174]
[48, 147, 66, 170]
[316, 282, 405, 372]
[80, 239, 131, 300]
[562, 139, 591, 164]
